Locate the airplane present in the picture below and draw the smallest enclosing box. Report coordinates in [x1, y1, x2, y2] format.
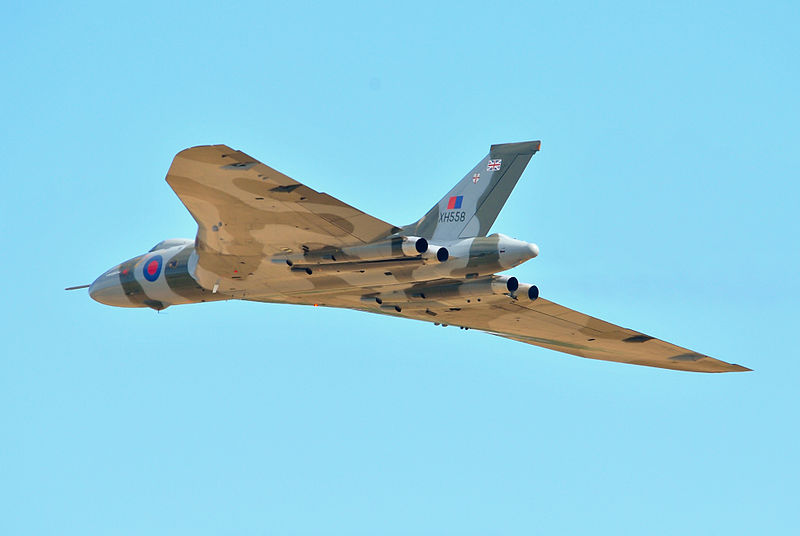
[69, 141, 750, 373]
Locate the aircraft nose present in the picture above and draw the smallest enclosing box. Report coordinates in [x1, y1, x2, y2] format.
[89, 271, 129, 307]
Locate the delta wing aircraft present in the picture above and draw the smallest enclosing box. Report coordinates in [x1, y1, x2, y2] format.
[72, 142, 750, 373]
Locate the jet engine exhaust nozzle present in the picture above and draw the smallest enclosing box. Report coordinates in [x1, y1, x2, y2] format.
[506, 276, 519, 293]
[513, 282, 540, 301]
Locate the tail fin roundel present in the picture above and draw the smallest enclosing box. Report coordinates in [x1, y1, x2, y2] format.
[401, 141, 540, 242]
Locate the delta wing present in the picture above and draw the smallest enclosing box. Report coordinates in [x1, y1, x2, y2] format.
[165, 145, 398, 290]
[395, 295, 748, 372]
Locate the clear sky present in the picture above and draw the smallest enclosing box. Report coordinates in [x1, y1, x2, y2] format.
[2, 1, 798, 534]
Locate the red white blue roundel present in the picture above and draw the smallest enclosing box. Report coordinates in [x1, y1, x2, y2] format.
[143, 255, 163, 282]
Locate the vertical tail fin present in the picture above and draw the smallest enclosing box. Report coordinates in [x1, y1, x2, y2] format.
[401, 141, 541, 242]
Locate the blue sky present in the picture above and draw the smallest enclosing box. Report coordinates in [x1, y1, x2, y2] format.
[2, 1, 798, 534]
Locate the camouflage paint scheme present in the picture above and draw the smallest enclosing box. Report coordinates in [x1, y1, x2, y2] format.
[86, 142, 750, 373]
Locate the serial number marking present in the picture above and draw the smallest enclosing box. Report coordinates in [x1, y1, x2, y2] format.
[439, 211, 466, 223]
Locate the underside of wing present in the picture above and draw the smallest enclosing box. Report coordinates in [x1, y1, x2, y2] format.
[165, 145, 399, 289]
[397, 297, 749, 373]
[247, 283, 748, 373]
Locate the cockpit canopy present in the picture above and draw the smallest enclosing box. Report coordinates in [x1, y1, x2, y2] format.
[148, 238, 194, 252]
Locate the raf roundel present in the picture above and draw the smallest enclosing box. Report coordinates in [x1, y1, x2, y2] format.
[143, 255, 163, 282]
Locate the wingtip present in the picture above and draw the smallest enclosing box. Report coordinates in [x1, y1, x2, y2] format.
[173, 144, 237, 160]
[713, 363, 752, 373]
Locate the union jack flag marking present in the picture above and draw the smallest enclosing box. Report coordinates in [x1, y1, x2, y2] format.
[487, 159, 502, 171]
[472, 173, 480, 184]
